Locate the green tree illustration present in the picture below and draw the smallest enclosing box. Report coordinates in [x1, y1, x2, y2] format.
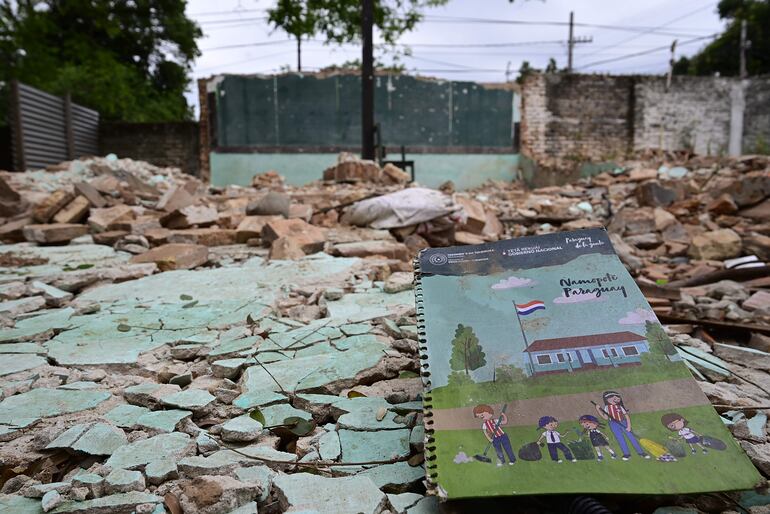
[449, 324, 486, 376]
[645, 320, 677, 359]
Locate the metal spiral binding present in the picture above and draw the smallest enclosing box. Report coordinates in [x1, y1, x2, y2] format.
[413, 252, 439, 489]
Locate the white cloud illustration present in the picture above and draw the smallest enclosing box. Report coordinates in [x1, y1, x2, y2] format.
[552, 292, 606, 304]
[491, 276, 536, 290]
[618, 308, 657, 325]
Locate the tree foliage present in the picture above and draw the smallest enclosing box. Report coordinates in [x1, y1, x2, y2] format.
[674, 0, 770, 76]
[0, 0, 201, 122]
[449, 323, 486, 376]
[267, 0, 448, 67]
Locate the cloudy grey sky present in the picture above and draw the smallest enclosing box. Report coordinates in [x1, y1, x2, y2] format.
[184, 0, 725, 113]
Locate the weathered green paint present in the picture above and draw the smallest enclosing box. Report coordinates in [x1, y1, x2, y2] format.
[211, 152, 520, 190]
[215, 74, 514, 148]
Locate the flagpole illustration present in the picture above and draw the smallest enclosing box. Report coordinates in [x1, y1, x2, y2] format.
[513, 300, 533, 376]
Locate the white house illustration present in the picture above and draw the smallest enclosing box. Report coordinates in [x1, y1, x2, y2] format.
[522, 331, 649, 376]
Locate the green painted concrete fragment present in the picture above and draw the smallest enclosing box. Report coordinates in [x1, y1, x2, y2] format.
[145, 460, 178, 484]
[105, 432, 193, 470]
[235, 466, 275, 502]
[0, 307, 75, 343]
[136, 410, 191, 433]
[104, 404, 149, 427]
[337, 398, 402, 431]
[387, 493, 423, 514]
[234, 335, 386, 409]
[50, 491, 161, 513]
[406, 496, 439, 514]
[226, 502, 258, 514]
[271, 473, 387, 514]
[326, 291, 414, 323]
[318, 430, 341, 461]
[259, 403, 312, 426]
[46, 422, 126, 455]
[0, 354, 46, 376]
[161, 389, 215, 411]
[0, 342, 45, 354]
[0, 494, 43, 514]
[356, 462, 425, 490]
[0, 388, 110, 425]
[338, 429, 411, 462]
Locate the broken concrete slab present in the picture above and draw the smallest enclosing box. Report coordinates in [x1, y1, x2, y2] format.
[0, 388, 110, 426]
[45, 422, 126, 455]
[273, 474, 388, 514]
[0, 353, 46, 377]
[334, 241, 409, 261]
[105, 432, 194, 470]
[88, 205, 135, 233]
[338, 428, 411, 462]
[161, 389, 215, 414]
[29, 281, 73, 307]
[103, 469, 145, 495]
[220, 415, 263, 443]
[49, 491, 161, 514]
[356, 461, 425, 492]
[234, 335, 387, 409]
[145, 460, 178, 486]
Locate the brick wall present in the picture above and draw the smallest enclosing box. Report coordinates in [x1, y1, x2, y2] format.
[634, 76, 733, 156]
[745, 76, 770, 154]
[521, 74, 634, 169]
[521, 73, 770, 171]
[100, 122, 200, 176]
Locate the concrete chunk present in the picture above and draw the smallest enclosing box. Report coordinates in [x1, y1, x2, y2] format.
[52, 196, 90, 224]
[74, 182, 106, 208]
[33, 190, 74, 223]
[261, 218, 325, 254]
[103, 469, 145, 495]
[23, 224, 89, 244]
[88, 205, 135, 233]
[45, 422, 126, 456]
[273, 474, 388, 514]
[129, 243, 208, 271]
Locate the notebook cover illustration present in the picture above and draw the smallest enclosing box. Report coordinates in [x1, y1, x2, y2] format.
[415, 228, 759, 499]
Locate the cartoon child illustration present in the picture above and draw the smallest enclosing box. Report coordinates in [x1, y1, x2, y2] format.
[473, 404, 516, 466]
[594, 391, 650, 461]
[661, 413, 708, 454]
[536, 416, 576, 463]
[579, 414, 616, 461]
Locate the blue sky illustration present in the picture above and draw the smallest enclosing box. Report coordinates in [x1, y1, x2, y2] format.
[422, 253, 655, 387]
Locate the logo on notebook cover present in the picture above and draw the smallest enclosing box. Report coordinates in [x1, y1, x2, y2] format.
[429, 253, 448, 265]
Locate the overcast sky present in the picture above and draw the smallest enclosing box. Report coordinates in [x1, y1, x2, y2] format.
[184, 0, 725, 114]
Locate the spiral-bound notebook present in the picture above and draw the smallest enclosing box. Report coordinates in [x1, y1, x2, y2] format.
[415, 228, 759, 499]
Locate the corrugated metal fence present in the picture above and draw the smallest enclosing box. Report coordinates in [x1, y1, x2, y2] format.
[10, 80, 99, 170]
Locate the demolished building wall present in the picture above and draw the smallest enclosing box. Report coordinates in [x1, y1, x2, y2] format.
[521, 73, 770, 173]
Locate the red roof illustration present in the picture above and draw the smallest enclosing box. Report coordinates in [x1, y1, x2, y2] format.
[524, 331, 646, 353]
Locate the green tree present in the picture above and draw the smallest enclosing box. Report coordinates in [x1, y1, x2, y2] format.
[267, 0, 448, 69]
[0, 0, 201, 122]
[516, 60, 540, 84]
[545, 57, 558, 73]
[645, 320, 677, 358]
[674, 0, 770, 76]
[447, 370, 474, 386]
[449, 324, 486, 376]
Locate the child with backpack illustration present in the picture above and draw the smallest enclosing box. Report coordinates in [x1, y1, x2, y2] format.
[537, 416, 576, 463]
[579, 414, 616, 461]
[593, 391, 650, 461]
[661, 412, 708, 455]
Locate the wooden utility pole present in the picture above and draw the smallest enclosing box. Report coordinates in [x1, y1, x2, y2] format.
[567, 11, 575, 73]
[361, 0, 375, 160]
[739, 19, 748, 79]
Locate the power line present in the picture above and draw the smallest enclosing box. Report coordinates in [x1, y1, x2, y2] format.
[576, 34, 717, 70]
[189, 8, 265, 17]
[579, 2, 717, 60]
[420, 15, 711, 38]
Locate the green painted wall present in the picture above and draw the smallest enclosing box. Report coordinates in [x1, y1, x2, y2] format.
[215, 74, 515, 149]
[210, 152, 520, 190]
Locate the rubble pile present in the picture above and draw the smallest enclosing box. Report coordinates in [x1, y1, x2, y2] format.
[1, 152, 770, 513]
